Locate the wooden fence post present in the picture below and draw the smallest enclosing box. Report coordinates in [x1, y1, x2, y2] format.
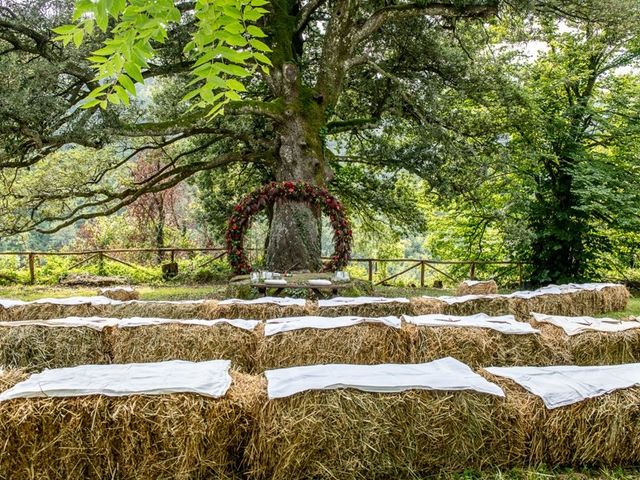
[469, 262, 476, 280]
[518, 262, 524, 288]
[368, 259, 373, 282]
[28, 253, 35, 284]
[420, 261, 425, 288]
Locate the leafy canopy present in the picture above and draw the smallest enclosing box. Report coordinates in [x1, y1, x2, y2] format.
[53, 0, 272, 115]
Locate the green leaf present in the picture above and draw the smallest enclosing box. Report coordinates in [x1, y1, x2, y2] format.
[52, 35, 71, 46]
[206, 75, 227, 89]
[218, 63, 251, 77]
[225, 78, 247, 91]
[124, 62, 144, 83]
[254, 52, 273, 66]
[247, 25, 267, 38]
[117, 74, 136, 95]
[182, 89, 201, 102]
[249, 39, 271, 52]
[218, 31, 248, 47]
[52, 24, 77, 35]
[107, 92, 121, 105]
[222, 5, 242, 19]
[225, 90, 242, 101]
[81, 98, 102, 109]
[73, 29, 84, 48]
[86, 84, 110, 99]
[223, 22, 245, 35]
[88, 56, 108, 64]
[114, 85, 130, 105]
[93, 45, 117, 56]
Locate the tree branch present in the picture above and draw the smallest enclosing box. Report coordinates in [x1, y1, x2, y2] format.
[352, 1, 498, 48]
[296, 0, 327, 33]
[29, 150, 270, 234]
[327, 118, 379, 134]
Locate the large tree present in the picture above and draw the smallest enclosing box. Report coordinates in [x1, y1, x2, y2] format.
[0, 0, 502, 271]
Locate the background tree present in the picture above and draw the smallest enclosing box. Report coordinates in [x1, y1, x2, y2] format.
[484, 0, 640, 282]
[0, 0, 501, 272]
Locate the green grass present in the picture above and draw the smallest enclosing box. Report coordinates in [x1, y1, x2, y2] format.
[0, 284, 228, 302]
[600, 296, 640, 319]
[436, 467, 640, 479]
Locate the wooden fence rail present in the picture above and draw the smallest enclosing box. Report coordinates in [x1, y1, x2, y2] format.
[0, 249, 528, 286]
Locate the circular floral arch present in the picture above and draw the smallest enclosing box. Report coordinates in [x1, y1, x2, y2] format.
[226, 181, 352, 275]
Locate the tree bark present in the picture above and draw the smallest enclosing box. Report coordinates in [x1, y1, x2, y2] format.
[265, 62, 327, 272]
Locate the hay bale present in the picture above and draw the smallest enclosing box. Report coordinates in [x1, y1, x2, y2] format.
[98, 286, 139, 301]
[409, 297, 447, 315]
[0, 371, 265, 480]
[109, 322, 259, 372]
[0, 298, 209, 322]
[203, 300, 312, 321]
[456, 280, 498, 296]
[529, 387, 640, 466]
[445, 296, 513, 317]
[533, 322, 640, 365]
[0, 301, 109, 322]
[317, 299, 413, 317]
[0, 368, 29, 392]
[108, 300, 208, 319]
[0, 322, 109, 371]
[407, 324, 571, 368]
[509, 284, 630, 320]
[256, 322, 410, 370]
[247, 387, 529, 479]
[595, 284, 630, 313]
[485, 373, 640, 467]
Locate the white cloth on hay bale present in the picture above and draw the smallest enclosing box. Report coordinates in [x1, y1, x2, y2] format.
[403, 313, 539, 335]
[531, 312, 640, 336]
[485, 363, 640, 409]
[431, 282, 623, 305]
[0, 360, 232, 400]
[318, 296, 410, 308]
[264, 315, 401, 336]
[218, 296, 306, 307]
[265, 357, 505, 399]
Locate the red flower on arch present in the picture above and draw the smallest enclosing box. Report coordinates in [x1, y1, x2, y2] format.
[225, 181, 353, 275]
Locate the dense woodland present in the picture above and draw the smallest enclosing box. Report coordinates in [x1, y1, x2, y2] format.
[0, 0, 639, 284]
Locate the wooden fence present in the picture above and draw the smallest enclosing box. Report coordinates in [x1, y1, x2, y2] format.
[0, 248, 528, 286]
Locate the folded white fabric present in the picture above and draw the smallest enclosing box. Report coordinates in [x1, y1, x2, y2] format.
[318, 296, 410, 308]
[436, 294, 498, 305]
[218, 296, 306, 306]
[0, 317, 260, 331]
[265, 357, 505, 399]
[0, 296, 207, 309]
[115, 317, 260, 330]
[0, 317, 116, 331]
[0, 296, 120, 308]
[532, 312, 640, 336]
[485, 363, 640, 409]
[0, 298, 28, 308]
[403, 313, 539, 335]
[0, 360, 232, 401]
[264, 315, 400, 336]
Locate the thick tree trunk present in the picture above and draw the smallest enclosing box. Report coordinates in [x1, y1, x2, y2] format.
[265, 62, 327, 272]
